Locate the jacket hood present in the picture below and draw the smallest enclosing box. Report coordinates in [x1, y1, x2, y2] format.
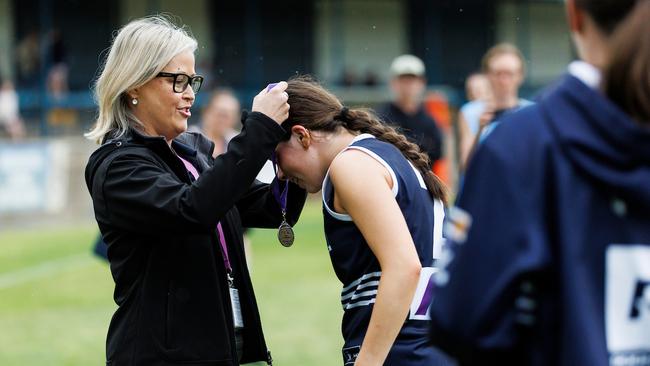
[542, 75, 650, 207]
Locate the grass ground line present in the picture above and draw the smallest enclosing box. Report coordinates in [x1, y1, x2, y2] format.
[0, 253, 94, 290]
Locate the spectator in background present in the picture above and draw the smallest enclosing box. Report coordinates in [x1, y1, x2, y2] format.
[377, 54, 443, 168]
[46, 28, 69, 100]
[459, 44, 533, 167]
[363, 69, 379, 87]
[192, 88, 276, 182]
[15, 30, 40, 88]
[46, 63, 78, 128]
[457, 72, 493, 168]
[47, 64, 69, 100]
[45, 29, 78, 129]
[194, 89, 241, 157]
[0, 77, 26, 140]
[340, 66, 358, 87]
[464, 72, 492, 103]
[476, 43, 533, 142]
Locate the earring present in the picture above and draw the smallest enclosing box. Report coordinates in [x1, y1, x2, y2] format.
[132, 98, 138, 105]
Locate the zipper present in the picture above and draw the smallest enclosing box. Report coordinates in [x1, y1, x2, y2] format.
[266, 350, 273, 365]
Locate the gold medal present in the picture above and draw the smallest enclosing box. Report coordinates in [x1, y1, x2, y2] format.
[278, 221, 295, 247]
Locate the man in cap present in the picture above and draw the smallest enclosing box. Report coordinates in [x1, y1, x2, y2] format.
[377, 54, 443, 167]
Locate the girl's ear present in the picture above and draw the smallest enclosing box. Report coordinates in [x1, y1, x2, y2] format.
[291, 125, 311, 149]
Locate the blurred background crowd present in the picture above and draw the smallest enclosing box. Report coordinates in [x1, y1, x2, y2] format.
[0, 0, 574, 219]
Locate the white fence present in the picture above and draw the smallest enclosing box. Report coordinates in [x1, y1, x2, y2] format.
[0, 137, 97, 230]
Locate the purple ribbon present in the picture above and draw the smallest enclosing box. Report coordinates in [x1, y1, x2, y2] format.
[178, 155, 232, 272]
[265, 84, 289, 222]
[216, 222, 231, 272]
[270, 151, 288, 213]
[266, 83, 278, 92]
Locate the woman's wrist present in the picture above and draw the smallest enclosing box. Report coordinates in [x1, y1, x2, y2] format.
[245, 111, 287, 140]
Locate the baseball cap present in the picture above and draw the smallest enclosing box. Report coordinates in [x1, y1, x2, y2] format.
[390, 54, 425, 77]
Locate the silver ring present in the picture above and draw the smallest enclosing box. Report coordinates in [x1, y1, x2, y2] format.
[282, 91, 289, 99]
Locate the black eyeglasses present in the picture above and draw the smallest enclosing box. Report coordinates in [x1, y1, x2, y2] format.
[156, 72, 204, 94]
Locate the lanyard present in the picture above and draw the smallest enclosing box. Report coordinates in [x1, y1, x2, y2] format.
[178, 154, 244, 332]
[178, 155, 232, 273]
[270, 152, 295, 247]
[270, 152, 288, 214]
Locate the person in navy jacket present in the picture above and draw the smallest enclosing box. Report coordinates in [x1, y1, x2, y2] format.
[429, 1, 650, 365]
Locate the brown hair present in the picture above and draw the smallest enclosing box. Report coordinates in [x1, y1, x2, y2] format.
[588, 0, 650, 123]
[285, 76, 447, 203]
[481, 43, 526, 75]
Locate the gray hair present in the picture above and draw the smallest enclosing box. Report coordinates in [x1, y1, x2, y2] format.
[85, 15, 197, 143]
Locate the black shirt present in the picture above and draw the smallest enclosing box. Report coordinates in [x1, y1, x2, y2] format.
[376, 102, 443, 166]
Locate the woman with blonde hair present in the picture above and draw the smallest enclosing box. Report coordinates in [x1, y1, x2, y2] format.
[84, 16, 305, 365]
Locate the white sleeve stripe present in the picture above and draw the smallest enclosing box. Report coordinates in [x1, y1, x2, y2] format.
[341, 282, 380, 302]
[354, 280, 380, 291]
[344, 298, 376, 310]
[433, 199, 445, 259]
[341, 271, 382, 293]
[341, 289, 378, 303]
[407, 160, 427, 189]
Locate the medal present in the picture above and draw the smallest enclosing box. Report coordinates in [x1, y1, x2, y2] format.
[278, 220, 295, 247]
[271, 152, 295, 247]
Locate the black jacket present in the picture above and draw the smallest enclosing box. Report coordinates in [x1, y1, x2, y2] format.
[85, 112, 306, 366]
[377, 102, 443, 165]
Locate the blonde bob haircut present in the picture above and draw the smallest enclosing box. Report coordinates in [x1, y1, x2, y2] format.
[85, 15, 197, 143]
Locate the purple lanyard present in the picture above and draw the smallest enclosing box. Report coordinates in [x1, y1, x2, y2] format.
[266, 83, 289, 212]
[270, 152, 288, 212]
[178, 155, 232, 272]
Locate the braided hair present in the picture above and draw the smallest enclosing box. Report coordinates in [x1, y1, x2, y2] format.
[284, 76, 447, 203]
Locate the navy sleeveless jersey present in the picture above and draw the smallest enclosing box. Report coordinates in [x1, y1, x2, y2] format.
[322, 134, 453, 365]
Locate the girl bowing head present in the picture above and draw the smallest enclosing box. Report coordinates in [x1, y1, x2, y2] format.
[275, 76, 453, 366]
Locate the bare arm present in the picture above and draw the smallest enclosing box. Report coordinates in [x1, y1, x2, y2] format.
[458, 112, 474, 170]
[329, 150, 421, 366]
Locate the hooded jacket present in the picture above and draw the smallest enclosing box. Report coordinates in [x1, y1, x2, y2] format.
[429, 74, 650, 365]
[85, 112, 306, 366]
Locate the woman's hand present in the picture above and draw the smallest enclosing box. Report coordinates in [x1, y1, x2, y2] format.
[252, 81, 290, 125]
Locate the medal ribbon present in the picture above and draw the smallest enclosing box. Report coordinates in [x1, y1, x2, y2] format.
[266, 81, 290, 216]
[179, 153, 243, 334]
[271, 151, 289, 217]
[178, 155, 232, 272]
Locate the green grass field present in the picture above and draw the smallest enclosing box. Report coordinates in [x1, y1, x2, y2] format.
[0, 199, 343, 365]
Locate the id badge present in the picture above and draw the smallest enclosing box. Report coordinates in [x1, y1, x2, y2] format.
[229, 287, 244, 328]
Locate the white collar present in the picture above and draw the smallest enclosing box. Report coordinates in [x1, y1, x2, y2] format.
[568, 60, 602, 90]
[351, 133, 375, 143]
